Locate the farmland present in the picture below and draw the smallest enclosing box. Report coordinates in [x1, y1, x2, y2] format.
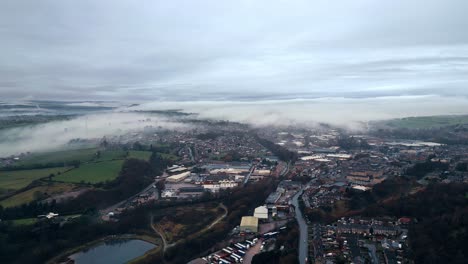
[0, 167, 72, 194]
[53, 160, 124, 184]
[10, 217, 38, 226]
[14, 148, 99, 167]
[0, 183, 76, 208]
[383, 115, 468, 129]
[128, 150, 152, 161]
[96, 150, 127, 161]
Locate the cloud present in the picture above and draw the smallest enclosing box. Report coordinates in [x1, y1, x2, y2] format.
[0, 112, 191, 156]
[132, 95, 468, 130]
[0, 0, 467, 101]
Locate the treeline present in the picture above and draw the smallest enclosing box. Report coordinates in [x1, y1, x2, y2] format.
[0, 201, 157, 264]
[347, 177, 416, 211]
[252, 221, 300, 264]
[0, 186, 227, 264]
[304, 177, 416, 223]
[0, 179, 277, 264]
[0, 160, 81, 171]
[360, 183, 468, 264]
[371, 126, 468, 145]
[0, 158, 154, 220]
[336, 135, 370, 150]
[255, 136, 298, 162]
[405, 159, 449, 179]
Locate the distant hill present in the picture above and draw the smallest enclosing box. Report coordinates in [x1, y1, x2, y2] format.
[374, 115, 468, 129]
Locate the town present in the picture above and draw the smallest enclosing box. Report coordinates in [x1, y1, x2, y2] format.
[1, 115, 468, 264]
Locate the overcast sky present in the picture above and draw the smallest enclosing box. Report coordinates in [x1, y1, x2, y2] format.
[1, 0, 468, 101]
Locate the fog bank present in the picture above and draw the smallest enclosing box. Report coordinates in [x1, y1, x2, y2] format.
[0, 112, 190, 157]
[132, 95, 468, 129]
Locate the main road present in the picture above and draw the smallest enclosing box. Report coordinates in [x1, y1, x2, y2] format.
[292, 189, 308, 264]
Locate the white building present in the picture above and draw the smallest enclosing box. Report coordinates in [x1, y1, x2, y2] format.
[167, 171, 191, 182]
[219, 179, 238, 189]
[203, 180, 238, 192]
[162, 189, 176, 198]
[254, 206, 268, 219]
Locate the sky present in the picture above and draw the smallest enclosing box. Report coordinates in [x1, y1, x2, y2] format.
[1, 0, 468, 102]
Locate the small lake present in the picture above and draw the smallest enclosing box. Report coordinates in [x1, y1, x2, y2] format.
[69, 239, 156, 264]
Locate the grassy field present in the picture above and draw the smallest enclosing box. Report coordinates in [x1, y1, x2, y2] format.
[53, 160, 124, 184]
[0, 167, 72, 193]
[96, 150, 127, 161]
[0, 183, 75, 208]
[128, 151, 179, 161]
[10, 217, 38, 226]
[384, 115, 468, 129]
[14, 148, 131, 167]
[15, 148, 99, 166]
[128, 150, 152, 161]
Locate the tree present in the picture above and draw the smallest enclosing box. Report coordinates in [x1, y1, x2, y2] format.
[456, 162, 467, 172]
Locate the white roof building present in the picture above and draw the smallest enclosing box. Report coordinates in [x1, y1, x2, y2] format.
[254, 205, 268, 219]
[167, 171, 191, 182]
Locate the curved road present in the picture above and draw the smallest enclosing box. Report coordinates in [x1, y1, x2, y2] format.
[292, 189, 308, 264]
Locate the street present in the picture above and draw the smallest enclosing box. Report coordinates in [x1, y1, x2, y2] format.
[292, 189, 308, 264]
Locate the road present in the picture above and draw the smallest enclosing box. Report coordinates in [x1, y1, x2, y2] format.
[243, 165, 256, 185]
[280, 161, 290, 177]
[292, 189, 308, 264]
[100, 180, 159, 218]
[188, 146, 195, 162]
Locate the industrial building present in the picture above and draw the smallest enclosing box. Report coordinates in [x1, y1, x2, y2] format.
[166, 171, 191, 182]
[254, 206, 268, 219]
[240, 216, 259, 233]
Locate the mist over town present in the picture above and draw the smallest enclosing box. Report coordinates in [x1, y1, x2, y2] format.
[1, 1, 468, 264]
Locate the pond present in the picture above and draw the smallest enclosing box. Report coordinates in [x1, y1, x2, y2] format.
[69, 239, 156, 264]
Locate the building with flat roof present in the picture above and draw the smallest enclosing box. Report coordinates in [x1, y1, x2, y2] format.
[254, 206, 268, 219]
[240, 216, 259, 233]
[167, 171, 191, 182]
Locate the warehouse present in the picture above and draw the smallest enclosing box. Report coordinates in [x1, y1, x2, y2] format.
[254, 206, 268, 219]
[240, 216, 259, 233]
[166, 171, 191, 182]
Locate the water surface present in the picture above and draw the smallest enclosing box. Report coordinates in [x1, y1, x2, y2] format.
[70, 239, 155, 264]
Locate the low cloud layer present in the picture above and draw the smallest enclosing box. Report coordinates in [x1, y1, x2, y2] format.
[133, 95, 468, 129]
[1, 1, 467, 101]
[0, 112, 190, 157]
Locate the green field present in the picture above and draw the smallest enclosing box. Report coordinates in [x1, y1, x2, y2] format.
[96, 150, 127, 161]
[0, 183, 75, 208]
[0, 167, 71, 193]
[53, 160, 124, 184]
[10, 218, 38, 226]
[14, 148, 131, 167]
[15, 148, 99, 166]
[128, 150, 152, 161]
[384, 115, 468, 129]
